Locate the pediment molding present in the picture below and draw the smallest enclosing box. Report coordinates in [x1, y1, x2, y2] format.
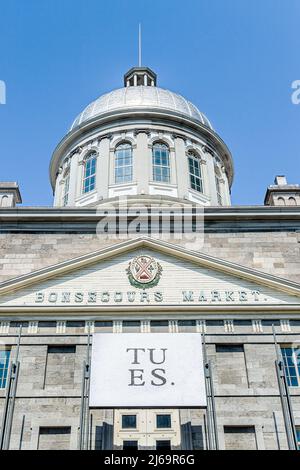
[0, 237, 300, 303]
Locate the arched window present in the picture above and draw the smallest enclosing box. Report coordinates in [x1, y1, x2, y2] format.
[115, 143, 133, 184]
[288, 197, 297, 206]
[83, 152, 97, 193]
[152, 143, 170, 183]
[63, 171, 70, 206]
[188, 152, 203, 193]
[277, 197, 285, 206]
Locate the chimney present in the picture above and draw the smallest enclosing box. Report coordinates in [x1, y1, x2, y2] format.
[264, 175, 300, 206]
[0, 182, 22, 207]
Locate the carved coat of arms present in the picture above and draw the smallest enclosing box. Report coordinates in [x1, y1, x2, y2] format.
[126, 255, 162, 289]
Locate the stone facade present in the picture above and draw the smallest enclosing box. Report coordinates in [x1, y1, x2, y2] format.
[0, 231, 299, 450]
[1, 65, 300, 451]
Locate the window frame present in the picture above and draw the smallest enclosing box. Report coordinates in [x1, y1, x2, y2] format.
[281, 345, 300, 387]
[121, 414, 137, 429]
[156, 414, 172, 429]
[114, 142, 133, 184]
[63, 171, 70, 206]
[188, 152, 203, 193]
[123, 440, 138, 450]
[152, 142, 171, 183]
[296, 427, 300, 450]
[82, 152, 97, 194]
[215, 175, 222, 205]
[0, 349, 11, 389]
[156, 439, 171, 450]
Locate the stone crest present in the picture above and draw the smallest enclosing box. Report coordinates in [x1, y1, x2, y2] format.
[126, 255, 162, 289]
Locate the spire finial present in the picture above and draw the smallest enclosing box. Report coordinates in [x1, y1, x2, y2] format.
[138, 23, 142, 67]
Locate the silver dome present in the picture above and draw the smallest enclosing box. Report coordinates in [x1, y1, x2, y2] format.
[70, 86, 213, 131]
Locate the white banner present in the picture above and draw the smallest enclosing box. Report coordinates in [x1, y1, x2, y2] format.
[90, 333, 206, 407]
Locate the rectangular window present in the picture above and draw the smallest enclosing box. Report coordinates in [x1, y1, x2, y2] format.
[0, 349, 10, 389]
[216, 344, 249, 387]
[38, 427, 71, 451]
[216, 344, 244, 353]
[44, 345, 76, 388]
[156, 414, 171, 429]
[123, 440, 138, 450]
[188, 155, 203, 193]
[94, 321, 113, 333]
[156, 440, 171, 450]
[123, 321, 140, 333]
[297, 427, 300, 450]
[281, 346, 300, 387]
[224, 426, 256, 450]
[178, 320, 196, 332]
[122, 415, 137, 429]
[150, 320, 169, 332]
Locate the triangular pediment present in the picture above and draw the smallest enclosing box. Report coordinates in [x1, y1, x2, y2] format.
[0, 237, 300, 311]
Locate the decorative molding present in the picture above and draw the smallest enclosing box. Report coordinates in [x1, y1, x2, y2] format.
[56, 320, 66, 334]
[171, 133, 187, 142]
[252, 319, 263, 333]
[133, 129, 151, 136]
[202, 145, 215, 157]
[224, 319, 234, 333]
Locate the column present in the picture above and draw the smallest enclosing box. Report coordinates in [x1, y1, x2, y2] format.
[203, 148, 218, 205]
[96, 137, 110, 200]
[68, 152, 79, 205]
[135, 131, 149, 194]
[173, 136, 189, 199]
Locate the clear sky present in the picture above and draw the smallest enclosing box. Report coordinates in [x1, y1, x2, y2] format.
[0, 0, 299, 206]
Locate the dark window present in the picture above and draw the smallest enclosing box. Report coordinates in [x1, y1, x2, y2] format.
[150, 320, 168, 327]
[290, 320, 300, 326]
[156, 440, 171, 450]
[123, 321, 141, 327]
[216, 344, 244, 353]
[39, 322, 56, 328]
[66, 321, 85, 328]
[95, 321, 113, 327]
[206, 320, 223, 326]
[47, 346, 76, 354]
[234, 320, 252, 326]
[224, 426, 255, 434]
[10, 321, 29, 328]
[39, 427, 71, 435]
[178, 320, 196, 327]
[122, 415, 137, 429]
[123, 440, 138, 450]
[156, 414, 171, 428]
[261, 320, 281, 326]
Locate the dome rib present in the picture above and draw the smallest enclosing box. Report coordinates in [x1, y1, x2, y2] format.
[70, 86, 213, 131]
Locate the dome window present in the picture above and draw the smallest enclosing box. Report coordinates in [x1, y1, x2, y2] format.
[83, 152, 97, 194]
[115, 143, 133, 184]
[188, 152, 203, 193]
[63, 170, 70, 206]
[152, 143, 170, 183]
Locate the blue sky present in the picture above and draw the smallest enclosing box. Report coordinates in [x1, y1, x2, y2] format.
[0, 0, 299, 206]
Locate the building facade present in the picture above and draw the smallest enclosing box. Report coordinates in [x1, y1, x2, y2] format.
[0, 66, 300, 450]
